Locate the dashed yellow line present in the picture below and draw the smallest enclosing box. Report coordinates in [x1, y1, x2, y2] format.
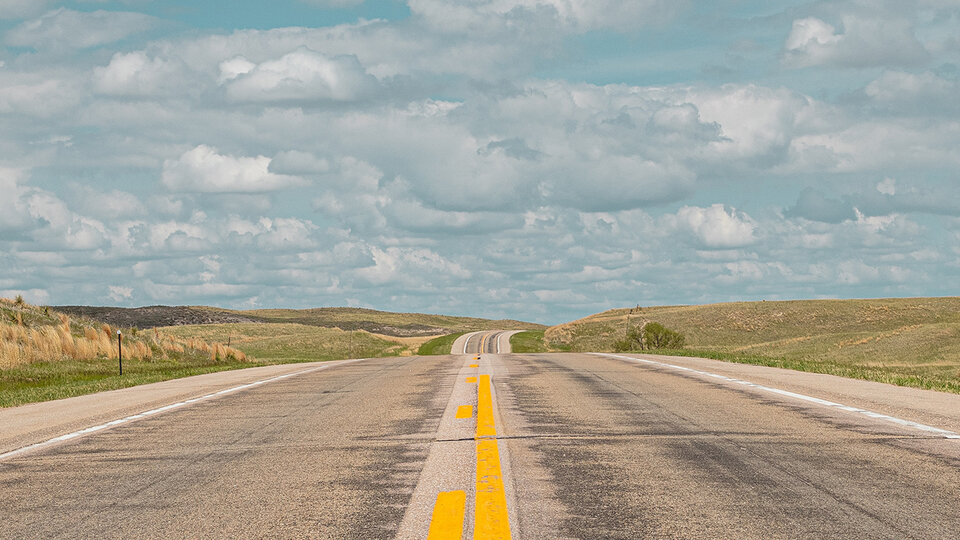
[426, 339, 512, 539]
[427, 490, 466, 540]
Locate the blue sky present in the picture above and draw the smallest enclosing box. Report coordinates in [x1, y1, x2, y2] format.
[1, 0, 958, 324]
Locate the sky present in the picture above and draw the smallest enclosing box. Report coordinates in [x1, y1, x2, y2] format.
[1, 0, 958, 324]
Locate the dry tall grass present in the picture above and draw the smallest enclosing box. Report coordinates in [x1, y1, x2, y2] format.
[0, 300, 249, 368]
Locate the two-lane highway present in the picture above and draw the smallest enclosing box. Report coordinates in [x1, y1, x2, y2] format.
[3, 337, 960, 538]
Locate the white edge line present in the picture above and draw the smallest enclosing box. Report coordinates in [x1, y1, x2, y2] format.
[0, 359, 365, 462]
[596, 353, 960, 440]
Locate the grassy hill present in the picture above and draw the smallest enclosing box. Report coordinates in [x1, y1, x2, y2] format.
[544, 297, 960, 393]
[56, 305, 542, 337]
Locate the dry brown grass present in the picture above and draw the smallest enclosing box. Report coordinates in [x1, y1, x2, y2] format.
[0, 299, 249, 369]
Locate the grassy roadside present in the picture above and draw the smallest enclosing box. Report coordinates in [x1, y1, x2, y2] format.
[627, 348, 960, 395]
[418, 332, 465, 355]
[509, 330, 550, 353]
[0, 358, 271, 408]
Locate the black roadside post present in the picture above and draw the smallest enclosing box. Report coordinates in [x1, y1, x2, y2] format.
[117, 330, 123, 375]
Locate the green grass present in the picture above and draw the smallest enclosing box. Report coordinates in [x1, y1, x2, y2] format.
[0, 355, 269, 408]
[547, 297, 960, 394]
[418, 333, 465, 355]
[509, 330, 554, 353]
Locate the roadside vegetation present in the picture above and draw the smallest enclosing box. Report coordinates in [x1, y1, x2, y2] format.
[418, 332, 466, 355]
[508, 330, 553, 353]
[0, 298, 253, 407]
[546, 297, 960, 394]
[613, 322, 685, 352]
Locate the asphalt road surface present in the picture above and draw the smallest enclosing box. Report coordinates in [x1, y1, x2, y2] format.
[3, 330, 960, 539]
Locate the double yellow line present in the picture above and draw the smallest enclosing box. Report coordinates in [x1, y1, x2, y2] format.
[428, 349, 511, 539]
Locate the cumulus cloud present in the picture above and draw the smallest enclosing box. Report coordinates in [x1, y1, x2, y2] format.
[223, 48, 378, 102]
[674, 204, 757, 249]
[162, 145, 306, 193]
[6, 9, 156, 50]
[108, 285, 133, 302]
[782, 16, 929, 68]
[93, 51, 188, 97]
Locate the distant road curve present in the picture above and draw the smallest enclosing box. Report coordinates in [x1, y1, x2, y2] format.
[451, 330, 520, 355]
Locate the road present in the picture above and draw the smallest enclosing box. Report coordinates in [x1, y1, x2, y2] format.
[2, 330, 960, 538]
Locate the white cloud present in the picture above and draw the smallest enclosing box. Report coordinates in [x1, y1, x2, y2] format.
[783, 15, 929, 68]
[93, 51, 188, 97]
[674, 204, 756, 249]
[876, 178, 896, 196]
[223, 47, 378, 102]
[217, 56, 256, 84]
[6, 9, 156, 50]
[108, 285, 133, 302]
[162, 145, 306, 193]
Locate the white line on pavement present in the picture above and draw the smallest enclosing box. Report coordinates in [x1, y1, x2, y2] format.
[597, 353, 960, 440]
[0, 359, 363, 462]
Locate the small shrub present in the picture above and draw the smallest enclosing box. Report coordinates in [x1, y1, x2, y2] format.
[644, 322, 685, 349]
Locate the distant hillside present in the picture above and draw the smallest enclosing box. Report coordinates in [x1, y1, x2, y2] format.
[53, 305, 263, 329]
[545, 297, 960, 392]
[56, 305, 544, 337]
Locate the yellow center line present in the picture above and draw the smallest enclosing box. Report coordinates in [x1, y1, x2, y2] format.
[469, 364, 479, 368]
[456, 405, 473, 419]
[475, 374, 496, 439]
[428, 490, 466, 540]
[466, 376, 477, 383]
[474, 374, 511, 539]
